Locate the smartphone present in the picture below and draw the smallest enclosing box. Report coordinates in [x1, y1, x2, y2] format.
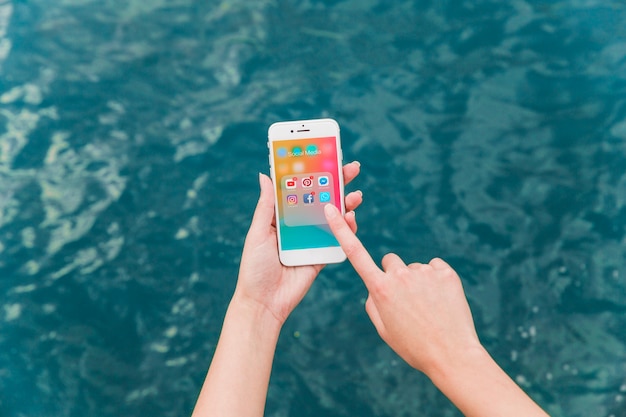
[267, 118, 347, 266]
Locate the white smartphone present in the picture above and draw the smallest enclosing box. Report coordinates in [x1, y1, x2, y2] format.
[267, 118, 347, 266]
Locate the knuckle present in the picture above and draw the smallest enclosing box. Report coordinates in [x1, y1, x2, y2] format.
[439, 267, 460, 283]
[341, 239, 361, 258]
[395, 266, 413, 280]
[381, 253, 395, 264]
[370, 278, 390, 299]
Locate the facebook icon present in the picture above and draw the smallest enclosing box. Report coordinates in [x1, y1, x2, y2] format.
[303, 193, 315, 204]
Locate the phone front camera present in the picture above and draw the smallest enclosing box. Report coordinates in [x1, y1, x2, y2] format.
[290, 130, 294, 133]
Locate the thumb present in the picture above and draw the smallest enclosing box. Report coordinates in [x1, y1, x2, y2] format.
[248, 173, 276, 235]
[365, 295, 386, 337]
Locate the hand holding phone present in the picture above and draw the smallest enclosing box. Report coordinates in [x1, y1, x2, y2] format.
[268, 118, 346, 266]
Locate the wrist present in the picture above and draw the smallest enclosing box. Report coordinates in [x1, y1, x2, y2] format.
[227, 293, 285, 336]
[199, 290, 284, 416]
[426, 343, 491, 388]
[425, 343, 549, 416]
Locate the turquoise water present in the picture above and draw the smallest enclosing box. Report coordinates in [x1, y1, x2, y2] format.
[1, 0, 625, 416]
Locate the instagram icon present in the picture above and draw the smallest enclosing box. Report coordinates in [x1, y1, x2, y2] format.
[286, 195, 298, 205]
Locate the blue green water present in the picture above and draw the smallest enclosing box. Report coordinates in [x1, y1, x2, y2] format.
[1, 0, 625, 416]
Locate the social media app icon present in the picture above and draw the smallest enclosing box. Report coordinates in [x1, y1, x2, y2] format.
[277, 147, 287, 158]
[318, 176, 329, 186]
[319, 192, 331, 202]
[302, 177, 313, 188]
[285, 178, 297, 189]
[286, 195, 298, 205]
[303, 193, 315, 204]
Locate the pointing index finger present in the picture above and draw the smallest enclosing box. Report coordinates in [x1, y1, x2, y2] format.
[324, 204, 382, 287]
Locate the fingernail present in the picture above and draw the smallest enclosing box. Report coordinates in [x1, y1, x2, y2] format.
[324, 203, 338, 219]
[355, 190, 363, 197]
[352, 160, 361, 167]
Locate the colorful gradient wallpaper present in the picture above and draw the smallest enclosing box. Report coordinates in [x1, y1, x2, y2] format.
[271, 136, 342, 250]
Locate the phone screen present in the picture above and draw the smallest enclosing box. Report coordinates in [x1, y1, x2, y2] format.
[271, 136, 342, 251]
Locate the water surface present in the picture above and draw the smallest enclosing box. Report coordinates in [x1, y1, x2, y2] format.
[1, 1, 625, 416]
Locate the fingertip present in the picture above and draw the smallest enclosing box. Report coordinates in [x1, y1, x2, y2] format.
[343, 161, 362, 185]
[249, 172, 276, 230]
[348, 190, 363, 201]
[259, 173, 275, 200]
[259, 172, 272, 186]
[324, 203, 339, 219]
[344, 190, 363, 213]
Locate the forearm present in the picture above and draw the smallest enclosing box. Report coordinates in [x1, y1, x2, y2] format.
[429, 346, 549, 417]
[192, 298, 282, 417]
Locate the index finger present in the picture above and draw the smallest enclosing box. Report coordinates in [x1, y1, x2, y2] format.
[324, 204, 382, 287]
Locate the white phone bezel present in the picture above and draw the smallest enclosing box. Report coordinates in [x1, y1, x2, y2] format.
[267, 118, 346, 266]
